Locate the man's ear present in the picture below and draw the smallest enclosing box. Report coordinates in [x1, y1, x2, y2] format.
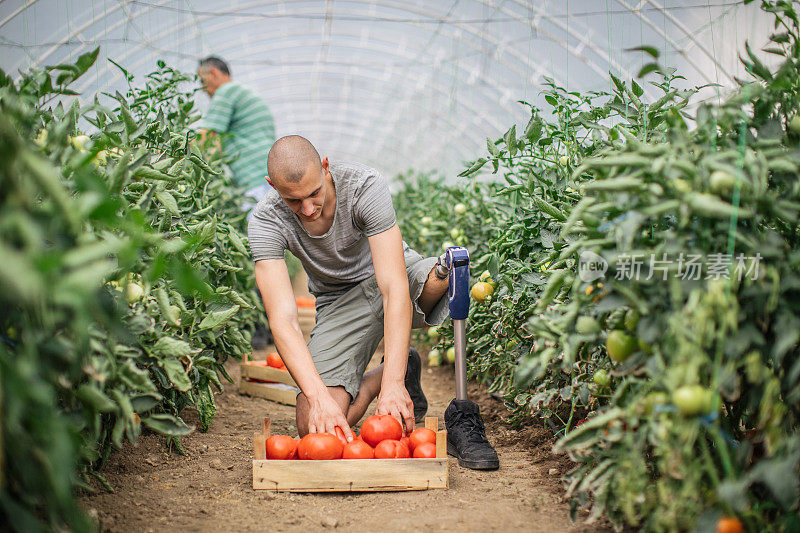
[265, 176, 273, 188]
[321, 156, 329, 171]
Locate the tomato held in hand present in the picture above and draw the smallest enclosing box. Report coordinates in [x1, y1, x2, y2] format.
[333, 426, 349, 446]
[266, 352, 285, 369]
[374, 439, 411, 459]
[408, 427, 436, 452]
[297, 433, 343, 460]
[412, 442, 437, 458]
[360, 415, 403, 447]
[342, 439, 374, 459]
[266, 435, 297, 460]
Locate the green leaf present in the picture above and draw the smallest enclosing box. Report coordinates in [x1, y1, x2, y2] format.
[160, 358, 192, 392]
[625, 45, 660, 59]
[142, 414, 194, 436]
[198, 304, 240, 330]
[75, 47, 100, 77]
[504, 125, 517, 156]
[524, 114, 543, 142]
[76, 384, 117, 413]
[486, 137, 500, 157]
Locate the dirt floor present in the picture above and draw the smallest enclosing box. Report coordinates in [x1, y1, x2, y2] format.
[81, 348, 608, 533]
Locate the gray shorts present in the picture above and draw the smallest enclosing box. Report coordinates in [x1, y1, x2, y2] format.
[306, 249, 449, 402]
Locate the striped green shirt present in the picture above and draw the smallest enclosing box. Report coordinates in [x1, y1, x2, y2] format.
[198, 81, 275, 190]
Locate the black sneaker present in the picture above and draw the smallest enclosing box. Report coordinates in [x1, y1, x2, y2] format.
[445, 399, 499, 470]
[405, 348, 428, 423]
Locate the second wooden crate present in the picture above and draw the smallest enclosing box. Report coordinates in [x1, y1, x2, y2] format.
[239, 356, 300, 406]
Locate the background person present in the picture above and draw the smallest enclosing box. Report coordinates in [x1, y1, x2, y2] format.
[196, 56, 275, 206]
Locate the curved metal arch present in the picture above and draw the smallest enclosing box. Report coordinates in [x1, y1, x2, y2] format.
[60, 13, 530, 144]
[66, 1, 553, 109]
[255, 117, 478, 174]
[7, 0, 162, 74]
[53, 0, 646, 170]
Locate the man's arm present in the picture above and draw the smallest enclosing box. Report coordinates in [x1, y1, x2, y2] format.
[196, 129, 222, 154]
[367, 224, 415, 433]
[254, 259, 354, 439]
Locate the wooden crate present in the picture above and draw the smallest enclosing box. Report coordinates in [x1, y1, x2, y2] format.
[252, 417, 449, 492]
[239, 355, 299, 406]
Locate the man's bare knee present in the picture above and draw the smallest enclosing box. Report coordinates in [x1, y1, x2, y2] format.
[295, 387, 351, 436]
[296, 393, 310, 437]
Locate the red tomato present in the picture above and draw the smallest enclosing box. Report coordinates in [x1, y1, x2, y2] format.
[342, 439, 374, 459]
[266, 352, 285, 369]
[266, 435, 297, 460]
[408, 427, 436, 452]
[374, 439, 411, 459]
[333, 426, 348, 446]
[297, 433, 343, 460]
[400, 436, 411, 450]
[360, 415, 403, 447]
[413, 442, 437, 458]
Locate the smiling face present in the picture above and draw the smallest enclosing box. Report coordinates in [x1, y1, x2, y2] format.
[268, 158, 330, 222]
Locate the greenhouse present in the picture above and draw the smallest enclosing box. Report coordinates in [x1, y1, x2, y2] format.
[0, 1, 797, 531]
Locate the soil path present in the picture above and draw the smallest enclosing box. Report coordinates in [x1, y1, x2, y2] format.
[82, 349, 603, 533]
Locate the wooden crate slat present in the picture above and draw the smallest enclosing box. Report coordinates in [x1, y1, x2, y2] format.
[239, 380, 299, 406]
[240, 363, 298, 387]
[253, 458, 448, 491]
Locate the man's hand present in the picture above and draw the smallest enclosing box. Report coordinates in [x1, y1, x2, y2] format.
[376, 380, 415, 434]
[307, 390, 355, 441]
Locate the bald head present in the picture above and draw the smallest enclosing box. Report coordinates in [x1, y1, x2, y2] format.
[267, 135, 321, 184]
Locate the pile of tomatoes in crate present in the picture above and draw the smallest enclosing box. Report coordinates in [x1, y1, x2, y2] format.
[265, 415, 437, 460]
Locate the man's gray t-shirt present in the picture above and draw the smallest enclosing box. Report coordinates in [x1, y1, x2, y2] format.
[248, 161, 406, 308]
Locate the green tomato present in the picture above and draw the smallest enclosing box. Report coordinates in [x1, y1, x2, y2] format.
[454, 203, 467, 215]
[673, 178, 692, 194]
[70, 134, 91, 151]
[709, 170, 738, 195]
[576, 316, 601, 335]
[428, 349, 442, 367]
[445, 347, 456, 363]
[450, 228, 461, 240]
[592, 369, 610, 388]
[420, 216, 433, 226]
[125, 282, 144, 304]
[672, 385, 712, 417]
[479, 270, 493, 283]
[559, 155, 569, 166]
[606, 330, 637, 363]
[442, 241, 455, 251]
[427, 326, 440, 340]
[624, 309, 640, 333]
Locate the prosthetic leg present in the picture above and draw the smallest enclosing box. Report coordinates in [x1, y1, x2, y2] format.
[443, 247, 500, 470]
